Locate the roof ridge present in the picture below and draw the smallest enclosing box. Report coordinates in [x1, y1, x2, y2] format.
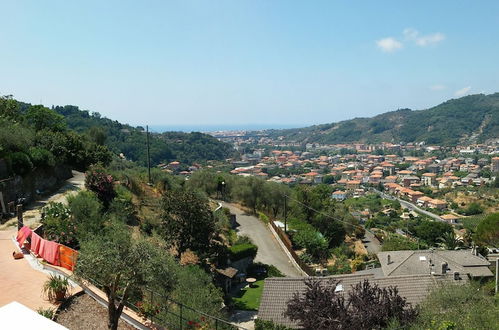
[386, 250, 415, 276]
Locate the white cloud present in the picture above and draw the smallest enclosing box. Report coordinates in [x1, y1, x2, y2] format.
[403, 28, 445, 46]
[454, 86, 471, 97]
[376, 37, 403, 52]
[430, 84, 446, 91]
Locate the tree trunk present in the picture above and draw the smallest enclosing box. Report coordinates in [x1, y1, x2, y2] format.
[107, 300, 120, 330]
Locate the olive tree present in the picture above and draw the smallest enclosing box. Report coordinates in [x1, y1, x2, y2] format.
[75, 223, 177, 330]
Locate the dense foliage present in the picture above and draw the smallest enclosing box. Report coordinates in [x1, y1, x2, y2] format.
[406, 283, 499, 330]
[160, 189, 217, 258]
[474, 212, 499, 246]
[53, 104, 234, 165]
[0, 95, 112, 175]
[267, 93, 499, 145]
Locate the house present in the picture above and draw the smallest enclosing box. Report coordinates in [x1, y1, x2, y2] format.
[331, 190, 347, 201]
[428, 199, 447, 210]
[346, 180, 361, 190]
[377, 250, 493, 279]
[259, 272, 466, 328]
[417, 196, 433, 207]
[402, 175, 421, 187]
[440, 214, 459, 224]
[421, 173, 437, 187]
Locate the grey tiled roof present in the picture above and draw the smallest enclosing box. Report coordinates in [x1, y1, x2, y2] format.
[377, 250, 493, 278]
[258, 273, 465, 328]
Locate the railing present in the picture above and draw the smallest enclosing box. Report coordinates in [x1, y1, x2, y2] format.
[269, 220, 315, 276]
[82, 276, 245, 330]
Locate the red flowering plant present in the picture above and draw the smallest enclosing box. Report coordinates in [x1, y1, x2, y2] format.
[41, 202, 79, 249]
[84, 165, 116, 208]
[186, 316, 211, 329]
[136, 300, 161, 321]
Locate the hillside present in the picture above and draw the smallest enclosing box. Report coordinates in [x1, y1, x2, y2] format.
[53, 105, 235, 165]
[267, 93, 499, 145]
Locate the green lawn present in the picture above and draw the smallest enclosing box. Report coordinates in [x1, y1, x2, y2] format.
[231, 280, 265, 311]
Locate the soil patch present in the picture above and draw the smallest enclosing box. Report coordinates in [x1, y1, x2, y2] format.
[56, 294, 135, 330]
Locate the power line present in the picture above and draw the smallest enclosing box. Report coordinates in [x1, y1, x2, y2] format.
[283, 193, 367, 232]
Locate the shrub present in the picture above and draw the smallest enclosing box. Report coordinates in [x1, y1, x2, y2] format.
[42, 202, 78, 249]
[37, 307, 55, 319]
[67, 191, 103, 240]
[8, 151, 33, 175]
[255, 319, 292, 330]
[228, 243, 258, 261]
[28, 147, 55, 168]
[85, 166, 116, 207]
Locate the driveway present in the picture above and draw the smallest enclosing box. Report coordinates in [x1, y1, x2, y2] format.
[222, 203, 301, 277]
[362, 229, 382, 254]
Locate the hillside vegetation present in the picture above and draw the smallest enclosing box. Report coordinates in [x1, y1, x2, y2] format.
[54, 105, 234, 165]
[267, 93, 499, 145]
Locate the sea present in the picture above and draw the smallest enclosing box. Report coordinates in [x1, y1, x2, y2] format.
[148, 123, 301, 133]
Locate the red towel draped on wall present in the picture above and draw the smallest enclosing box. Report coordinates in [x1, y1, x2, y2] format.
[16, 226, 32, 246]
[37, 239, 60, 266]
[30, 232, 42, 256]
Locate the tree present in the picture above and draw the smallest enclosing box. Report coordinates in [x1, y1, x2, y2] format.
[411, 220, 452, 246]
[85, 166, 116, 208]
[437, 231, 463, 250]
[75, 223, 177, 330]
[0, 95, 20, 119]
[233, 176, 265, 214]
[25, 105, 66, 132]
[285, 278, 417, 330]
[474, 212, 499, 246]
[410, 283, 499, 330]
[160, 189, 217, 258]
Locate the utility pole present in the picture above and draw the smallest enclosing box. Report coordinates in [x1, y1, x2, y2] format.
[495, 257, 498, 295]
[146, 125, 151, 185]
[284, 195, 287, 233]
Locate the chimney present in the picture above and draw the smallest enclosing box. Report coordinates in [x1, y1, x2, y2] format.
[387, 254, 392, 265]
[441, 262, 448, 274]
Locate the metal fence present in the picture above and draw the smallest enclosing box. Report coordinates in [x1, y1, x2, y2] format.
[82, 276, 245, 330]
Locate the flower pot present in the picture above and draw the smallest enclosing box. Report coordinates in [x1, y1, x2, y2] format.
[55, 290, 66, 301]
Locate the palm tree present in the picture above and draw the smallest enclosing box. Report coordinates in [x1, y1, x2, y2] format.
[437, 231, 463, 250]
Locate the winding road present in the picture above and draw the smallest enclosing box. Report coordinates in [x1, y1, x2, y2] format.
[221, 202, 302, 277]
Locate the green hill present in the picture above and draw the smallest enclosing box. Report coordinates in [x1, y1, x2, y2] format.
[53, 105, 235, 165]
[267, 93, 499, 145]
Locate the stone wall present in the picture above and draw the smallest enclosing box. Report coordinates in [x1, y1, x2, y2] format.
[0, 163, 72, 207]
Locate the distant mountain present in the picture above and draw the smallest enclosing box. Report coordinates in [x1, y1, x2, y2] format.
[53, 105, 235, 165]
[266, 93, 499, 145]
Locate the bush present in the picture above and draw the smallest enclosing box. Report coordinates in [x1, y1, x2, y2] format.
[42, 202, 78, 249]
[228, 243, 258, 261]
[28, 147, 55, 168]
[255, 319, 292, 330]
[85, 166, 116, 207]
[67, 191, 103, 240]
[8, 151, 33, 175]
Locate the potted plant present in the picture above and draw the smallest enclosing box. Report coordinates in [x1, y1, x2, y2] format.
[43, 274, 69, 302]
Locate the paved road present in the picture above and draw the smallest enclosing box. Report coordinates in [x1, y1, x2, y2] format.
[221, 202, 302, 277]
[371, 188, 444, 222]
[362, 229, 382, 254]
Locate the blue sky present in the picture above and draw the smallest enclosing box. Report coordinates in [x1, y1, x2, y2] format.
[1, 1, 499, 129]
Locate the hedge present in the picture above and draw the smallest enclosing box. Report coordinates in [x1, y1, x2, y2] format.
[229, 243, 258, 261]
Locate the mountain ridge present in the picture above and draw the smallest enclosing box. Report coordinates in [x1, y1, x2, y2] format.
[265, 93, 499, 145]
